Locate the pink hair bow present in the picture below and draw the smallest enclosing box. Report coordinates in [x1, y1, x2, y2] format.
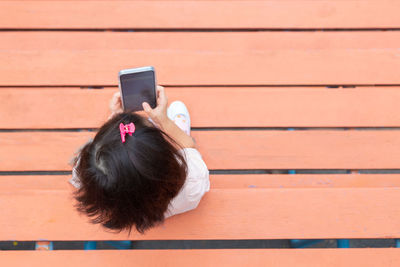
[119, 122, 135, 143]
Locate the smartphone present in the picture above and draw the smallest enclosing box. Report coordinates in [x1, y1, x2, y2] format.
[118, 66, 157, 112]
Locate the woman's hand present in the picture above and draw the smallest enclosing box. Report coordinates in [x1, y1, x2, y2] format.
[142, 85, 195, 148]
[109, 91, 123, 119]
[142, 85, 169, 128]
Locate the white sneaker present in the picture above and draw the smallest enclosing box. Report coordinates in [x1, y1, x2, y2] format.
[167, 101, 191, 136]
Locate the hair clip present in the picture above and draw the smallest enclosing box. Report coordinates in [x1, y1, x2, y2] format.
[119, 122, 135, 143]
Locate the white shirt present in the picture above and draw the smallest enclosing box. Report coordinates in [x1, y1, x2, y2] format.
[70, 147, 210, 218]
[165, 148, 210, 218]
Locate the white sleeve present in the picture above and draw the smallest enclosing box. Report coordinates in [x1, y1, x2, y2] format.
[69, 158, 82, 189]
[165, 148, 210, 218]
[68, 138, 92, 189]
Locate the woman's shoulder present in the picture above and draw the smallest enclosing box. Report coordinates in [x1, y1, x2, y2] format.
[179, 148, 209, 180]
[164, 148, 210, 218]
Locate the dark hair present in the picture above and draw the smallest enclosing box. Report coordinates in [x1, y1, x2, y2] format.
[73, 112, 187, 234]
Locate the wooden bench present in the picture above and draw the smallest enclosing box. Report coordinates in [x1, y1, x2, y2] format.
[1, 1, 400, 266]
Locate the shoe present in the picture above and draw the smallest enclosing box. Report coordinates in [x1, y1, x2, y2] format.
[167, 101, 191, 136]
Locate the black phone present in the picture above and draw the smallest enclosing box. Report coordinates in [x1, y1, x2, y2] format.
[118, 66, 157, 112]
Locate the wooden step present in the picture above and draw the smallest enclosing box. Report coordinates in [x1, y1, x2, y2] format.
[1, 175, 400, 240]
[1, 248, 400, 267]
[2, 32, 400, 85]
[1, 131, 400, 171]
[3, 174, 400, 191]
[2, 87, 400, 128]
[2, 1, 400, 29]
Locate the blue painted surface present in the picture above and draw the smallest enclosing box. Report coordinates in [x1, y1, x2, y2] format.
[105, 241, 132, 249]
[84, 241, 131, 250]
[290, 239, 324, 248]
[337, 239, 350, 248]
[84, 241, 97, 250]
[396, 239, 400, 248]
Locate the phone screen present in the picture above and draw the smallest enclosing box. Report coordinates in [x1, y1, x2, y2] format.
[119, 70, 156, 111]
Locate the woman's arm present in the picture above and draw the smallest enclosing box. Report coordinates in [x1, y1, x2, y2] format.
[142, 86, 196, 149]
[158, 117, 196, 149]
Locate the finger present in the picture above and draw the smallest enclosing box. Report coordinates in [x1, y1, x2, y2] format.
[111, 93, 123, 111]
[116, 96, 122, 106]
[110, 91, 120, 106]
[156, 86, 163, 104]
[112, 91, 120, 101]
[142, 102, 154, 117]
[115, 92, 122, 102]
[156, 85, 168, 106]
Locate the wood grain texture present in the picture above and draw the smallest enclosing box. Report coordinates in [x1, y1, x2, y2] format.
[210, 174, 400, 189]
[3, 174, 400, 191]
[2, 1, 400, 29]
[1, 180, 400, 240]
[1, 0, 399, 248]
[1, 131, 400, 171]
[2, 87, 400, 128]
[2, 32, 400, 85]
[1, 249, 400, 267]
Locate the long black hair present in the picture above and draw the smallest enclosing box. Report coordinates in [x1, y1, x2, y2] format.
[73, 112, 187, 234]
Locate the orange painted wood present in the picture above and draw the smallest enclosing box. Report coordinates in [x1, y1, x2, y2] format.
[2, 32, 400, 86]
[1, 180, 400, 240]
[2, 174, 400, 192]
[2, 87, 400, 128]
[2, 249, 400, 267]
[2, 131, 400, 171]
[2, 1, 400, 29]
[210, 174, 400, 189]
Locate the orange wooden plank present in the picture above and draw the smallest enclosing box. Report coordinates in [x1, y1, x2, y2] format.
[2, 174, 400, 191]
[2, 249, 400, 267]
[210, 174, 400, 189]
[2, 32, 400, 85]
[2, 87, 400, 128]
[1, 182, 400, 240]
[2, 1, 400, 29]
[2, 131, 400, 171]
